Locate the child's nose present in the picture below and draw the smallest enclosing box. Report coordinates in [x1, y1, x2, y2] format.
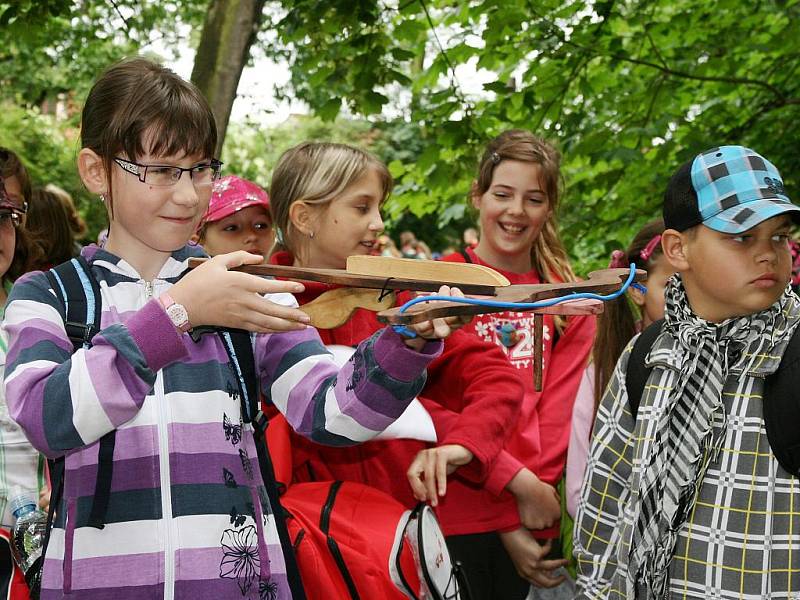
[506, 196, 525, 215]
[172, 175, 200, 207]
[756, 239, 779, 263]
[369, 213, 384, 232]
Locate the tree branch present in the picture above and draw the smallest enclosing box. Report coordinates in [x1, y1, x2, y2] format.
[529, 9, 787, 102]
[108, 0, 132, 37]
[603, 51, 785, 100]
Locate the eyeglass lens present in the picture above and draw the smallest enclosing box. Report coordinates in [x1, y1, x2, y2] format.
[144, 164, 219, 187]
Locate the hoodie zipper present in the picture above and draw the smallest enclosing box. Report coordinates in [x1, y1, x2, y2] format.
[156, 370, 175, 600]
[145, 279, 175, 599]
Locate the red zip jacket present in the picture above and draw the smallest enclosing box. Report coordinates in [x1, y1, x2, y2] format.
[269, 251, 525, 535]
[441, 248, 596, 537]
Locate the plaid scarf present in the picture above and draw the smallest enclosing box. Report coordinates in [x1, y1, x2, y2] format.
[628, 275, 794, 599]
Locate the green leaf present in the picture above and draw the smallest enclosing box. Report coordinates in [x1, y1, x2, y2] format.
[318, 97, 342, 121]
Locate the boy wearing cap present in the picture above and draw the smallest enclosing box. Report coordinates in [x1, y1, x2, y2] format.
[194, 174, 273, 258]
[574, 146, 800, 599]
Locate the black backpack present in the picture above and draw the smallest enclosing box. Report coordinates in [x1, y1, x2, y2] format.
[625, 318, 800, 476]
[32, 257, 307, 599]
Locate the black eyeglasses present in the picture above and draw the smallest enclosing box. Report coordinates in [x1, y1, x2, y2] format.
[0, 209, 21, 231]
[113, 157, 223, 188]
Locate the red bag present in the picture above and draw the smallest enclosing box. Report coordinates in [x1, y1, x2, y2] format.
[0, 528, 31, 600]
[282, 481, 470, 600]
[282, 481, 419, 599]
[267, 414, 470, 599]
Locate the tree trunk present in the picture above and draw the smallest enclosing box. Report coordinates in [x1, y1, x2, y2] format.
[191, 0, 266, 156]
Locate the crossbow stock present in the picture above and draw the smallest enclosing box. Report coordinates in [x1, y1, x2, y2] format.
[188, 256, 646, 390]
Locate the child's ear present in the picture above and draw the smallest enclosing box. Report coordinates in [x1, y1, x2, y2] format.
[470, 181, 482, 210]
[289, 201, 314, 236]
[661, 228, 691, 271]
[77, 148, 108, 195]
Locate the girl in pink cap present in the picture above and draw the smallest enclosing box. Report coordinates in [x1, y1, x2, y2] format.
[195, 175, 274, 259]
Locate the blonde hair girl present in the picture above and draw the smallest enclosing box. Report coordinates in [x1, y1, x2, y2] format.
[270, 141, 391, 266]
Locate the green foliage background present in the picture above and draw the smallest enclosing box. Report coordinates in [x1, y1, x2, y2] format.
[2, 0, 799, 272]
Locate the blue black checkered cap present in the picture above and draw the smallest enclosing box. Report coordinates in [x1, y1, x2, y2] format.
[663, 145, 800, 234]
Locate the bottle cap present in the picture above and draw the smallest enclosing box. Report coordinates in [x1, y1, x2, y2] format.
[8, 485, 36, 519]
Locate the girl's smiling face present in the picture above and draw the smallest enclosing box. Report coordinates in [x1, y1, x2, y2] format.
[472, 160, 552, 273]
[201, 205, 273, 258]
[101, 150, 213, 277]
[296, 168, 385, 270]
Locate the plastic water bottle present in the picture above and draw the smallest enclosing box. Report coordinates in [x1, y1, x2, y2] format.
[8, 485, 47, 591]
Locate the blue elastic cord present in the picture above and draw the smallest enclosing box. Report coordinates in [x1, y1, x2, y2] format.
[631, 282, 647, 294]
[392, 263, 638, 338]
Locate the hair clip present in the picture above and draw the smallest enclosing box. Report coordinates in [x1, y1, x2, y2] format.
[490, 151, 501, 165]
[608, 249, 627, 269]
[639, 234, 662, 262]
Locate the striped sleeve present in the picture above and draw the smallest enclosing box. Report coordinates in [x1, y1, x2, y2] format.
[3, 272, 188, 458]
[574, 339, 637, 599]
[256, 325, 441, 446]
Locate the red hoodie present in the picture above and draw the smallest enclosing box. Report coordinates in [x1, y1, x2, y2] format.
[268, 251, 525, 535]
[441, 248, 596, 537]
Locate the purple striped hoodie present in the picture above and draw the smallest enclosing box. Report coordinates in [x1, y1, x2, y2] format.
[2, 244, 440, 600]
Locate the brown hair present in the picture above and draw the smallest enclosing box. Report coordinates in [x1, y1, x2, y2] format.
[80, 57, 217, 206]
[473, 130, 574, 284]
[26, 187, 76, 270]
[0, 147, 32, 209]
[592, 218, 665, 411]
[45, 184, 87, 240]
[6, 228, 32, 282]
[270, 142, 392, 259]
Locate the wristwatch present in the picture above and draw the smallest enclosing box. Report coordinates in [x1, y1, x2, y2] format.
[159, 293, 192, 333]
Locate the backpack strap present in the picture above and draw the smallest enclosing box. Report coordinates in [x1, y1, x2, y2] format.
[763, 325, 800, 476]
[45, 257, 102, 350]
[220, 330, 259, 424]
[45, 257, 115, 530]
[459, 248, 472, 264]
[218, 329, 308, 600]
[624, 319, 664, 420]
[320, 481, 360, 600]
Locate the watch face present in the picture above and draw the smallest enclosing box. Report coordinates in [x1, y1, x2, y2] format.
[166, 303, 190, 330]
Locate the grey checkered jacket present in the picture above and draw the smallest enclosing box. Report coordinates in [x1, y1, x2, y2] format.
[574, 292, 800, 600]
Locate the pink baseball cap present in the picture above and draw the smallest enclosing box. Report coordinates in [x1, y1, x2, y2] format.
[201, 175, 271, 225]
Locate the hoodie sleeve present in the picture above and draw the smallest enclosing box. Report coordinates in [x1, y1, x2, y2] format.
[256, 324, 442, 446]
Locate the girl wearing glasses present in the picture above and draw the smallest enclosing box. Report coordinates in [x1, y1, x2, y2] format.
[2, 57, 467, 600]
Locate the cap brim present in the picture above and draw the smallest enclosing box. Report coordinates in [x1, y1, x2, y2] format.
[702, 197, 800, 234]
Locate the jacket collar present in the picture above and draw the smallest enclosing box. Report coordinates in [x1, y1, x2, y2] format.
[81, 243, 207, 281]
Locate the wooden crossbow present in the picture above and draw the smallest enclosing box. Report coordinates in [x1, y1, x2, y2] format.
[188, 256, 646, 390]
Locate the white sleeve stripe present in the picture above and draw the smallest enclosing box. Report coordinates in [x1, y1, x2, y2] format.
[70, 351, 114, 440]
[323, 387, 376, 441]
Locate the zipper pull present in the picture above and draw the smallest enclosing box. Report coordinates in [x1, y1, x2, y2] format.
[144, 281, 154, 300]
